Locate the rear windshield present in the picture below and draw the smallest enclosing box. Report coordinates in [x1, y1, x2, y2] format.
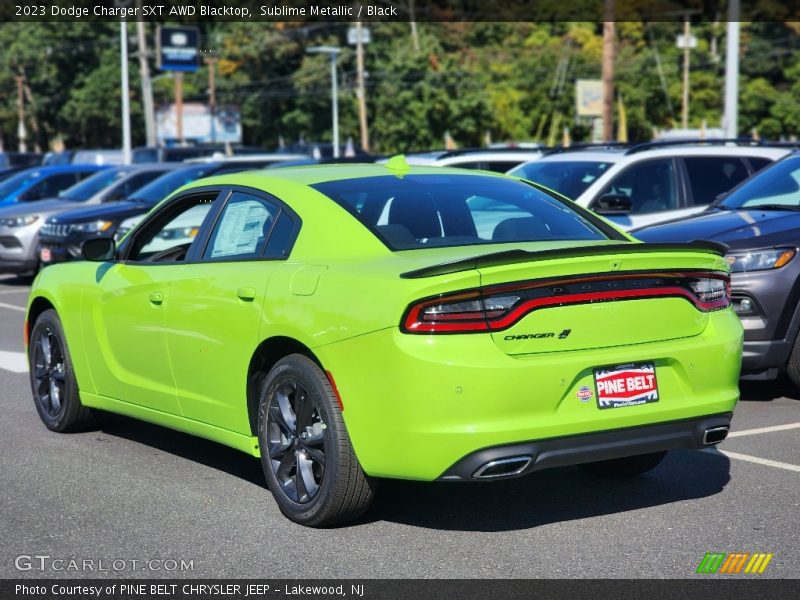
[509, 160, 614, 199]
[312, 174, 611, 251]
[59, 167, 129, 201]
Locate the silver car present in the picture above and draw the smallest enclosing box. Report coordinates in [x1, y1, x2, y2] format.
[0, 164, 176, 275]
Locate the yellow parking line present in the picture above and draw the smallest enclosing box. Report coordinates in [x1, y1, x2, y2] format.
[729, 422, 800, 438]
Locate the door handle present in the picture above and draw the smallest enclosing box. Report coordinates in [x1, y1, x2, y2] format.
[237, 287, 256, 302]
[149, 291, 164, 305]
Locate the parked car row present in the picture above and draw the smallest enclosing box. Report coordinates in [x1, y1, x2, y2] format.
[3, 139, 799, 389]
[0, 154, 309, 276]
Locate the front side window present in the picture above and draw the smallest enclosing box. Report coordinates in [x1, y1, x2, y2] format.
[312, 174, 612, 251]
[203, 192, 280, 260]
[597, 159, 678, 214]
[127, 194, 216, 262]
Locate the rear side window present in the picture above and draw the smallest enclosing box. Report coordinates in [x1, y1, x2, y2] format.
[747, 157, 773, 173]
[683, 157, 749, 206]
[203, 192, 281, 260]
[104, 171, 165, 202]
[312, 174, 611, 251]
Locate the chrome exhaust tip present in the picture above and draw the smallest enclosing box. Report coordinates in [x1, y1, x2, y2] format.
[472, 456, 532, 479]
[703, 426, 729, 446]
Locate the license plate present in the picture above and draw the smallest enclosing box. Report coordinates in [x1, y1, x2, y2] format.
[594, 362, 659, 409]
[39, 247, 51, 263]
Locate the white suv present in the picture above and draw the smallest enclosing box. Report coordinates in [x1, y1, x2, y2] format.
[509, 142, 792, 230]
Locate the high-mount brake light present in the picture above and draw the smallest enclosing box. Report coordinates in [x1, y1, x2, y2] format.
[401, 271, 730, 334]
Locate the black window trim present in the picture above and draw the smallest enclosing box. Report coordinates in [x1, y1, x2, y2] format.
[117, 184, 301, 266]
[194, 185, 301, 264]
[118, 186, 225, 264]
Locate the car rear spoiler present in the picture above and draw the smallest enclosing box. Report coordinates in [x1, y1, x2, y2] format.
[399, 240, 729, 279]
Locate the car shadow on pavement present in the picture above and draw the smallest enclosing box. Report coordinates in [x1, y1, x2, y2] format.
[96, 412, 268, 489]
[364, 450, 731, 532]
[739, 377, 800, 402]
[0, 274, 33, 288]
[94, 411, 731, 532]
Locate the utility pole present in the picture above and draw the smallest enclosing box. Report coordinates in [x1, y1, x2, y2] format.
[120, 21, 132, 164]
[354, 21, 370, 152]
[136, 19, 156, 147]
[601, 0, 615, 141]
[681, 16, 691, 129]
[175, 72, 184, 145]
[21, 73, 42, 152]
[723, 0, 740, 138]
[15, 74, 27, 152]
[206, 57, 217, 144]
[307, 46, 341, 158]
[409, 0, 420, 52]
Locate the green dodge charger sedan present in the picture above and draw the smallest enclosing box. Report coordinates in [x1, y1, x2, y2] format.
[24, 160, 743, 526]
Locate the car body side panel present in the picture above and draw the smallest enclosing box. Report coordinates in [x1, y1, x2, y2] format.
[165, 262, 274, 434]
[78, 263, 182, 413]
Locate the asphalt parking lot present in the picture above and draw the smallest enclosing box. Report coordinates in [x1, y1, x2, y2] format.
[0, 274, 797, 579]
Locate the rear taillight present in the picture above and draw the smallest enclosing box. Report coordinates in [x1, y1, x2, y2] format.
[401, 270, 731, 334]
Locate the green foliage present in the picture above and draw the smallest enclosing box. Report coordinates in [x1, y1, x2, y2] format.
[1, 21, 800, 152]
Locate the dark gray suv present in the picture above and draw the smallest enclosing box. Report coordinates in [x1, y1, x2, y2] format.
[634, 153, 800, 385]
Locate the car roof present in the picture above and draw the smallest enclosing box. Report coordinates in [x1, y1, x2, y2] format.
[187, 162, 508, 188]
[532, 145, 790, 164]
[16, 164, 107, 175]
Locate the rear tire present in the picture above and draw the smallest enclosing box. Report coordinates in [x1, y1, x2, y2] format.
[28, 309, 96, 432]
[578, 451, 667, 477]
[785, 332, 800, 389]
[257, 354, 376, 527]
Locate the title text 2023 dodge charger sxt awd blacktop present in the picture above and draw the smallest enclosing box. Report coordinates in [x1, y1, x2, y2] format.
[25, 162, 742, 526]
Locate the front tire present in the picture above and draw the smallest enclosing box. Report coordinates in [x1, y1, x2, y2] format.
[28, 309, 96, 432]
[578, 451, 667, 477]
[257, 354, 375, 527]
[785, 331, 800, 389]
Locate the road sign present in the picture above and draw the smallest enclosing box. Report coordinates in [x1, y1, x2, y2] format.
[676, 34, 698, 49]
[348, 27, 371, 45]
[157, 26, 200, 72]
[576, 79, 603, 117]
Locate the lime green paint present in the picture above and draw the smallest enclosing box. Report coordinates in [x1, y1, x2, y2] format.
[26, 165, 743, 480]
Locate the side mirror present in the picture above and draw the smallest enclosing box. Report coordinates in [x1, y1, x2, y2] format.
[594, 193, 632, 214]
[82, 237, 116, 262]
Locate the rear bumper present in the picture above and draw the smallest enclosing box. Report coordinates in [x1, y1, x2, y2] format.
[439, 412, 732, 480]
[318, 310, 743, 481]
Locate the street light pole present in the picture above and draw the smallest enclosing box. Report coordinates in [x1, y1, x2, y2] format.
[724, 0, 740, 138]
[307, 46, 341, 158]
[120, 21, 132, 164]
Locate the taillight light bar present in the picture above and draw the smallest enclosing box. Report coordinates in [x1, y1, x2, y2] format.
[401, 270, 731, 334]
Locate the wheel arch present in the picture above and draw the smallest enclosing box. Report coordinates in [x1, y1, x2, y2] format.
[25, 295, 57, 347]
[246, 336, 324, 436]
